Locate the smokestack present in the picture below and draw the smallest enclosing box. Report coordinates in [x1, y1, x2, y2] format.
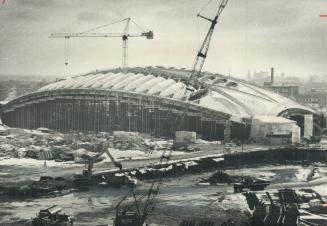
[271, 67, 274, 85]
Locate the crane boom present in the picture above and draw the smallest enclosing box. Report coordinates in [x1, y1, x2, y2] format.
[105, 148, 122, 171]
[186, 0, 228, 89]
[114, 149, 173, 226]
[82, 141, 122, 175]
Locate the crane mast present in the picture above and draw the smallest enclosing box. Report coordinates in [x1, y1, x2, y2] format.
[122, 18, 130, 71]
[186, 0, 229, 90]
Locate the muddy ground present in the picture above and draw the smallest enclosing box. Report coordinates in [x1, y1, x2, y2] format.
[1, 158, 327, 226]
[1, 128, 327, 225]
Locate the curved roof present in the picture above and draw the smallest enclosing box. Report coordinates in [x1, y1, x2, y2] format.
[37, 68, 314, 122]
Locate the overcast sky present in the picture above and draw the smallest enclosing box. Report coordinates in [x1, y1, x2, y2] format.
[0, 0, 326, 79]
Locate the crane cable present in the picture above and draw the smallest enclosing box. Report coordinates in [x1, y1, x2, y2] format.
[245, 0, 249, 77]
[181, 0, 215, 100]
[79, 18, 146, 34]
[198, 0, 214, 14]
[196, 0, 215, 49]
[80, 18, 129, 34]
[64, 37, 70, 70]
[131, 19, 146, 32]
[61, 17, 147, 74]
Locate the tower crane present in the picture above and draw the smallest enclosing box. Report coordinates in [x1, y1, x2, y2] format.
[50, 18, 154, 73]
[186, 0, 229, 93]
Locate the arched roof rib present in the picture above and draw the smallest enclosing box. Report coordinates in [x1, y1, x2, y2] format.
[123, 73, 150, 91]
[112, 73, 137, 90]
[80, 74, 108, 88]
[101, 73, 126, 89]
[90, 73, 115, 88]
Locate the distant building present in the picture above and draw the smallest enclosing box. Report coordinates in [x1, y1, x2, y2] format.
[267, 85, 299, 97]
[296, 92, 327, 108]
[263, 67, 299, 97]
[248, 70, 269, 86]
[249, 67, 302, 87]
[301, 83, 327, 94]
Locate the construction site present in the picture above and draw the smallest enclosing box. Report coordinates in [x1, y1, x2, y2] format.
[1, 0, 327, 226]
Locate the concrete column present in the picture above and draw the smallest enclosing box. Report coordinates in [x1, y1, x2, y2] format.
[304, 114, 313, 139]
[224, 120, 231, 143]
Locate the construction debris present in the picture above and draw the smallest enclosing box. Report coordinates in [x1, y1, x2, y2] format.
[173, 131, 197, 148]
[0, 120, 9, 136]
[244, 188, 327, 226]
[113, 131, 142, 150]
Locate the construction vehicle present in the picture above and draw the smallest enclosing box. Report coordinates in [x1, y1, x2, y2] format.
[32, 205, 74, 226]
[114, 149, 173, 226]
[50, 18, 153, 73]
[233, 178, 270, 193]
[112, 1, 230, 224]
[185, 0, 229, 97]
[73, 142, 136, 188]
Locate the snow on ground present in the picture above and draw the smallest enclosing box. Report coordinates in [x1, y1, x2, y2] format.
[295, 168, 312, 182]
[100, 148, 186, 162]
[313, 184, 327, 196]
[195, 139, 221, 144]
[0, 157, 78, 167]
[100, 149, 146, 162]
[257, 171, 276, 180]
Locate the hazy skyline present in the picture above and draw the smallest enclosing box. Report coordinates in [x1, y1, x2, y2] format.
[0, 0, 326, 79]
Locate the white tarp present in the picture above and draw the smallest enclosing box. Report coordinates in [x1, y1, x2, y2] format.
[250, 116, 297, 141]
[304, 114, 313, 138]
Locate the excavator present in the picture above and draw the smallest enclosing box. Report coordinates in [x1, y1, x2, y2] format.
[73, 141, 136, 188]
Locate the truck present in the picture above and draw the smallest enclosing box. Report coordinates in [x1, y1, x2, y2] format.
[233, 178, 270, 193]
[32, 205, 74, 226]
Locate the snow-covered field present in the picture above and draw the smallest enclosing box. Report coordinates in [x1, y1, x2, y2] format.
[0, 157, 78, 167]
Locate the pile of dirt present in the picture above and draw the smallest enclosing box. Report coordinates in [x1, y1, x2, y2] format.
[200, 170, 244, 185]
